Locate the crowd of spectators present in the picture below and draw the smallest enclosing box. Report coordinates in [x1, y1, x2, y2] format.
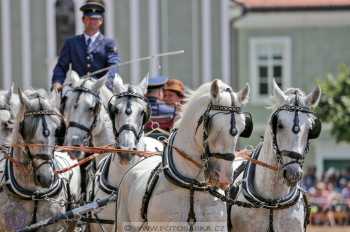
[302, 166, 350, 226]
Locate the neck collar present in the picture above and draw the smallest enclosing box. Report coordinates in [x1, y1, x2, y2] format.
[162, 130, 208, 191]
[241, 143, 302, 209]
[4, 158, 62, 200]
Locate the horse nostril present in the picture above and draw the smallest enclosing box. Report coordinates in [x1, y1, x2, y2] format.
[126, 108, 132, 115]
[283, 169, 287, 179]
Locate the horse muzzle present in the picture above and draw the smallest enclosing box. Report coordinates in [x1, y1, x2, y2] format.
[35, 170, 54, 188]
[282, 162, 303, 186]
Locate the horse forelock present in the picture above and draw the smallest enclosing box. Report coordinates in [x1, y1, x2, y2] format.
[284, 88, 307, 106]
[269, 88, 308, 111]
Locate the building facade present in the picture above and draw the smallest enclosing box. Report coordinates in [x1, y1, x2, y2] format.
[234, 0, 350, 175]
[0, 0, 233, 90]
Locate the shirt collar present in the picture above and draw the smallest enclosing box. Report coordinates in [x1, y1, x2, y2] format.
[84, 31, 100, 44]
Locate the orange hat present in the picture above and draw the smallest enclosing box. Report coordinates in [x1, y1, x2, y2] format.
[164, 79, 185, 97]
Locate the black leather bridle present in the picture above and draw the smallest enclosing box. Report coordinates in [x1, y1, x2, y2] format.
[270, 93, 322, 168]
[107, 86, 151, 145]
[19, 98, 63, 182]
[61, 85, 101, 145]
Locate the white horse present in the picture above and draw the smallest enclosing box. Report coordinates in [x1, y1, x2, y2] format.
[116, 79, 252, 231]
[0, 86, 20, 177]
[0, 86, 19, 145]
[62, 71, 116, 158]
[86, 74, 164, 231]
[0, 89, 80, 232]
[229, 80, 321, 232]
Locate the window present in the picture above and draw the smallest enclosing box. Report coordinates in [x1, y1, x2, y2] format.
[250, 37, 291, 102]
[55, 0, 76, 55]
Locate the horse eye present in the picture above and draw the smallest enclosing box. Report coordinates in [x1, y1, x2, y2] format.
[278, 123, 284, 129]
[89, 106, 95, 112]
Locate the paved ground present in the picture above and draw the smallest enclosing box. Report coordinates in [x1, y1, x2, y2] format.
[308, 226, 350, 232]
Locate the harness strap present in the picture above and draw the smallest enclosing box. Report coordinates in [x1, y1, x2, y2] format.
[268, 209, 275, 232]
[227, 203, 232, 231]
[303, 191, 310, 230]
[141, 163, 162, 222]
[226, 161, 247, 231]
[96, 155, 119, 195]
[68, 121, 91, 133]
[80, 216, 115, 225]
[31, 200, 38, 226]
[187, 187, 196, 231]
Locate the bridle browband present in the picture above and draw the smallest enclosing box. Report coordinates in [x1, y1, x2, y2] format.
[107, 87, 150, 145]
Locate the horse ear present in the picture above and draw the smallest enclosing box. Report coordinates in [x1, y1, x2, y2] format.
[237, 83, 250, 105]
[272, 79, 287, 104]
[49, 88, 61, 110]
[112, 74, 126, 94]
[211, 79, 220, 99]
[92, 76, 107, 92]
[305, 85, 321, 108]
[5, 83, 14, 105]
[139, 73, 149, 95]
[64, 70, 80, 87]
[18, 88, 32, 109]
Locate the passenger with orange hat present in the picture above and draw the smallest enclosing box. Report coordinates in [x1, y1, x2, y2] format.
[163, 79, 185, 107]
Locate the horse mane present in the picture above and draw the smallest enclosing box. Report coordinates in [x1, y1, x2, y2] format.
[174, 82, 212, 128]
[175, 80, 233, 129]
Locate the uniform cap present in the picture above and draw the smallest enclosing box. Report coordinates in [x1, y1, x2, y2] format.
[80, 0, 105, 18]
[148, 75, 168, 89]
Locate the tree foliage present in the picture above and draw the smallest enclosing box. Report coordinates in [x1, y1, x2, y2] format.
[317, 64, 350, 143]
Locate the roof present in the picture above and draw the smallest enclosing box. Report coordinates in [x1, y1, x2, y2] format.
[235, 0, 350, 11]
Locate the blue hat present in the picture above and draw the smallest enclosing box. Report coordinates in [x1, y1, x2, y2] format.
[80, 0, 105, 18]
[148, 75, 168, 89]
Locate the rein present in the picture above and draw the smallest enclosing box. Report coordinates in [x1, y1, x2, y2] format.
[6, 143, 278, 175]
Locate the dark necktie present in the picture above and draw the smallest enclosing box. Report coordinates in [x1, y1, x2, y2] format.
[86, 38, 92, 49]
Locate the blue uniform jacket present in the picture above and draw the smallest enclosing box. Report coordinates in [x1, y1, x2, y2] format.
[146, 96, 176, 130]
[52, 33, 120, 87]
[147, 96, 176, 117]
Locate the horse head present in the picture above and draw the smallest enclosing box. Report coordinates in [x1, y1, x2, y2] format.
[61, 71, 109, 159]
[269, 79, 321, 186]
[0, 85, 19, 145]
[17, 89, 63, 188]
[177, 79, 251, 189]
[108, 73, 149, 164]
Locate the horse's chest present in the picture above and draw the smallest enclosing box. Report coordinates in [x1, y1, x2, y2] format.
[0, 197, 32, 231]
[148, 190, 225, 222]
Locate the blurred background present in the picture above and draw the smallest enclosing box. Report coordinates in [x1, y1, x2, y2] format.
[1, 0, 350, 229]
